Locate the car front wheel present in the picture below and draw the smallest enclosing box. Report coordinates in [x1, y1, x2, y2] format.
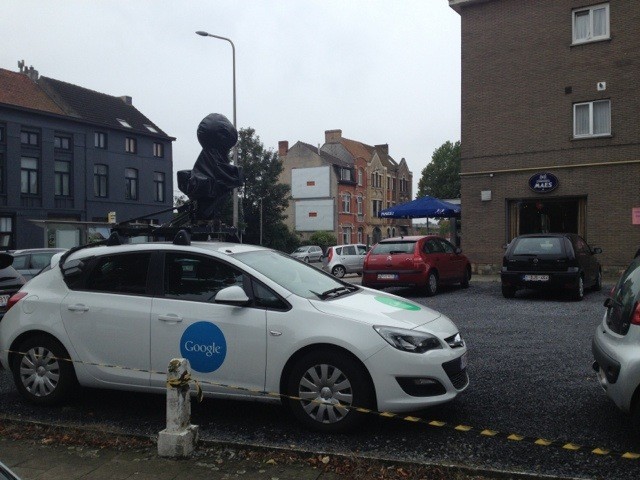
[286, 350, 374, 433]
[304, 256, 310, 263]
[11, 335, 77, 405]
[594, 270, 602, 291]
[573, 275, 585, 301]
[461, 267, 471, 288]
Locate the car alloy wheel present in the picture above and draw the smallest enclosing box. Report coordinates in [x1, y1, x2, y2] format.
[573, 275, 584, 301]
[426, 271, 438, 296]
[287, 350, 373, 432]
[332, 265, 346, 278]
[304, 256, 310, 263]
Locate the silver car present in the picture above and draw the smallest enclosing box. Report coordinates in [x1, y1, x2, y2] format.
[11, 248, 66, 281]
[290, 245, 323, 263]
[322, 244, 368, 278]
[592, 257, 640, 425]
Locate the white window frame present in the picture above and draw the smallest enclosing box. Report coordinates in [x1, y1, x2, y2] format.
[342, 193, 351, 213]
[572, 3, 610, 45]
[342, 227, 352, 245]
[573, 99, 611, 138]
[357, 227, 363, 244]
[358, 168, 363, 186]
[357, 195, 363, 215]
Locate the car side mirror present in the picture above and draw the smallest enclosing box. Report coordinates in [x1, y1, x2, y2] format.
[455, 247, 462, 254]
[603, 297, 613, 308]
[593, 247, 602, 254]
[0, 253, 14, 269]
[215, 286, 251, 306]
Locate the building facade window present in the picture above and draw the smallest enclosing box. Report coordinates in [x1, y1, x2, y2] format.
[0, 125, 4, 143]
[371, 172, 383, 188]
[342, 227, 352, 244]
[54, 160, 71, 196]
[572, 3, 609, 44]
[342, 193, 351, 213]
[125, 137, 137, 154]
[357, 194, 363, 215]
[20, 157, 38, 195]
[573, 99, 611, 138]
[54, 135, 71, 150]
[0, 216, 13, 249]
[153, 142, 164, 158]
[125, 168, 138, 200]
[357, 227, 363, 244]
[95, 132, 107, 149]
[0, 154, 3, 194]
[154, 172, 165, 202]
[94, 164, 108, 197]
[340, 168, 352, 181]
[372, 199, 383, 217]
[20, 131, 39, 146]
[358, 168, 363, 186]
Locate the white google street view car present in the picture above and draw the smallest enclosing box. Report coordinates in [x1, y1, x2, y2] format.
[0, 240, 468, 432]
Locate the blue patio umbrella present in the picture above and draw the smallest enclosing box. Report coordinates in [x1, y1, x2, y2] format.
[379, 196, 461, 219]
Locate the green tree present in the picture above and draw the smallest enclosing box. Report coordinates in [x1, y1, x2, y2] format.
[416, 141, 461, 199]
[234, 128, 295, 250]
[309, 231, 338, 253]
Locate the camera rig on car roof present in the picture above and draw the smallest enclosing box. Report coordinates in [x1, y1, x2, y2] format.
[59, 113, 244, 267]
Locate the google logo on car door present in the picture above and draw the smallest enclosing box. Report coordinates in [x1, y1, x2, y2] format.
[180, 322, 227, 373]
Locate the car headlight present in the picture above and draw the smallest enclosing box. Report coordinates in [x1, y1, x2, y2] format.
[373, 326, 443, 354]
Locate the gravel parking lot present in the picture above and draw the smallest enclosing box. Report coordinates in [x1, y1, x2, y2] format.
[0, 278, 638, 479]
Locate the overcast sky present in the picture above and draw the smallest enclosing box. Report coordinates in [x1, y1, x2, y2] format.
[1, 0, 461, 197]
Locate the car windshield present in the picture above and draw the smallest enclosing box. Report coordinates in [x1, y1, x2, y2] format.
[512, 237, 563, 255]
[371, 241, 416, 254]
[235, 250, 350, 299]
[292, 247, 308, 253]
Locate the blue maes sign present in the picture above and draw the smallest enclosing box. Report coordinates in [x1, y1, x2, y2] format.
[529, 172, 559, 193]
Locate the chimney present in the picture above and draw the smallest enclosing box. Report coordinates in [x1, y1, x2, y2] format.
[375, 144, 389, 155]
[278, 140, 289, 157]
[325, 129, 342, 143]
[120, 95, 133, 105]
[26, 66, 39, 81]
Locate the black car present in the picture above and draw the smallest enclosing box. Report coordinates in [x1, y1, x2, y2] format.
[0, 253, 26, 319]
[500, 233, 602, 300]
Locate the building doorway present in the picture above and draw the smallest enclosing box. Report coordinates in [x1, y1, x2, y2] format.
[508, 197, 586, 241]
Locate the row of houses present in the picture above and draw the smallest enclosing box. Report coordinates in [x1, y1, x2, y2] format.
[278, 130, 413, 246]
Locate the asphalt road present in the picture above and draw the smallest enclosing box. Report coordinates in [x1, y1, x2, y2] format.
[1, 279, 638, 479]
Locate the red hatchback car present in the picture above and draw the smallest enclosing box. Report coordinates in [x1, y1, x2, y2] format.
[362, 235, 471, 296]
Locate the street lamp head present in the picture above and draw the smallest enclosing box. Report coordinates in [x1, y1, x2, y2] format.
[196, 31, 209, 37]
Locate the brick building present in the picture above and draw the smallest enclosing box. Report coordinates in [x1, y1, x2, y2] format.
[449, 0, 640, 274]
[0, 64, 174, 250]
[278, 130, 412, 245]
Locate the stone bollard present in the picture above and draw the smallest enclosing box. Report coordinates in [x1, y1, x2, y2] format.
[157, 358, 199, 458]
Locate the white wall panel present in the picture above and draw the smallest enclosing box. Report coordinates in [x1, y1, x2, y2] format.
[295, 199, 334, 231]
[292, 167, 330, 198]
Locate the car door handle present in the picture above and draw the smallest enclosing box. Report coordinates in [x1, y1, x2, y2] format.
[158, 314, 183, 323]
[67, 304, 89, 312]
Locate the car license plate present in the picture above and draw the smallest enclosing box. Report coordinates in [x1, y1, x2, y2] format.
[460, 352, 468, 370]
[523, 274, 549, 282]
[377, 274, 398, 280]
[0, 295, 9, 307]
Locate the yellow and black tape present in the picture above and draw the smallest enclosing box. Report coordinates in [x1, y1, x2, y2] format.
[3, 348, 639, 461]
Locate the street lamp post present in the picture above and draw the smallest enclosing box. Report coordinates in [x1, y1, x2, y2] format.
[196, 30, 239, 232]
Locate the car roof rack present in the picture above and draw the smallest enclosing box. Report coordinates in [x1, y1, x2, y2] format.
[59, 199, 239, 271]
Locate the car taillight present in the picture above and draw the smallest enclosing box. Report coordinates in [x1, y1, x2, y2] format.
[6, 292, 27, 312]
[632, 302, 640, 326]
[327, 248, 333, 262]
